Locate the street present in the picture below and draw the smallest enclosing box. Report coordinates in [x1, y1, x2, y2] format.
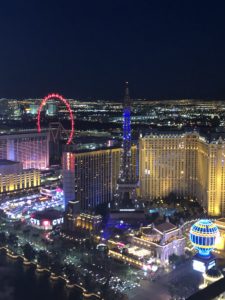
[128, 260, 202, 300]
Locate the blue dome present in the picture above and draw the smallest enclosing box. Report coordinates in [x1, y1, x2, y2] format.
[189, 219, 219, 257]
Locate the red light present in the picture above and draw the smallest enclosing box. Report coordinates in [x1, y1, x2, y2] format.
[37, 93, 74, 145]
[117, 242, 125, 248]
[43, 220, 50, 227]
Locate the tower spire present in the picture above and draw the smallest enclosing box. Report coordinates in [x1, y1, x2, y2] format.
[125, 81, 129, 96]
[124, 81, 131, 108]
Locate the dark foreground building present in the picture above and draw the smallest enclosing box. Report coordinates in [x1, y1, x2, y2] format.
[187, 276, 225, 300]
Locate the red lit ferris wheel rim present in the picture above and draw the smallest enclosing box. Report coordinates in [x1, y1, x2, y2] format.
[37, 93, 74, 145]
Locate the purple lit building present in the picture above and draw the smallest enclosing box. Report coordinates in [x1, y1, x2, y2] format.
[0, 131, 49, 170]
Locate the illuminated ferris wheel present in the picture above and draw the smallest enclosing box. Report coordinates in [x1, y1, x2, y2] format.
[37, 93, 74, 145]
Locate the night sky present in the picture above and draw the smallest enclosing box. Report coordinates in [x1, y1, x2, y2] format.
[0, 0, 225, 100]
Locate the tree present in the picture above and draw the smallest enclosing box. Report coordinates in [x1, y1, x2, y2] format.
[23, 228, 30, 235]
[211, 116, 220, 128]
[22, 243, 36, 261]
[64, 264, 79, 283]
[0, 232, 6, 246]
[169, 254, 179, 265]
[32, 233, 39, 238]
[169, 254, 185, 266]
[101, 273, 111, 298]
[7, 233, 18, 249]
[37, 250, 50, 268]
[165, 192, 177, 206]
[51, 261, 62, 275]
[84, 272, 95, 291]
[13, 223, 21, 231]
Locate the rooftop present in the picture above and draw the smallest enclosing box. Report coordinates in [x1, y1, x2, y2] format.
[0, 128, 49, 136]
[31, 209, 63, 220]
[128, 246, 151, 258]
[141, 227, 156, 235]
[154, 222, 177, 233]
[0, 159, 20, 166]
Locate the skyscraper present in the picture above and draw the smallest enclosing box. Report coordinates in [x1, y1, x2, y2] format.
[0, 159, 40, 194]
[139, 132, 225, 216]
[0, 131, 49, 170]
[62, 146, 137, 211]
[115, 82, 138, 207]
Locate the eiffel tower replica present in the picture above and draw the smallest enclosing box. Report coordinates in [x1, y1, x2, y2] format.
[114, 82, 138, 209]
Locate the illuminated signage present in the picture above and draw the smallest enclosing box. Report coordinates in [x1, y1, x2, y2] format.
[42, 220, 50, 227]
[193, 260, 206, 273]
[52, 217, 64, 226]
[208, 260, 216, 270]
[151, 265, 158, 272]
[193, 259, 216, 273]
[30, 218, 40, 226]
[30, 217, 63, 227]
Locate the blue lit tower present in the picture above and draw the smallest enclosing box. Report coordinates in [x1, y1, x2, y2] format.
[115, 82, 137, 207]
[120, 82, 132, 183]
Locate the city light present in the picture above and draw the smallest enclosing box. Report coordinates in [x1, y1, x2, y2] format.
[37, 93, 74, 145]
[190, 219, 219, 257]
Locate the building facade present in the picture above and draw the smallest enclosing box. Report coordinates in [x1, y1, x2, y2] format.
[75, 213, 102, 231]
[0, 131, 49, 170]
[62, 146, 137, 210]
[107, 221, 185, 267]
[130, 222, 185, 264]
[0, 160, 40, 193]
[0, 159, 23, 175]
[139, 132, 225, 216]
[215, 218, 225, 253]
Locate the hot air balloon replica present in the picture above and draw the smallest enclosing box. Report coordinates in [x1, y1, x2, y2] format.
[189, 219, 219, 272]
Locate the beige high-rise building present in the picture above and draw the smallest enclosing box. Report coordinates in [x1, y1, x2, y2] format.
[0, 160, 40, 193]
[139, 132, 225, 216]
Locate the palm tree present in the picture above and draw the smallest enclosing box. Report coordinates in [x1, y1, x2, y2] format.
[37, 250, 50, 268]
[0, 232, 6, 246]
[7, 233, 18, 251]
[22, 243, 36, 261]
[51, 261, 62, 275]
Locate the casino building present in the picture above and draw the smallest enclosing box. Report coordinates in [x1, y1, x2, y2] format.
[0, 159, 40, 194]
[107, 220, 185, 268]
[139, 132, 225, 216]
[215, 218, 225, 253]
[63, 131, 225, 217]
[30, 209, 63, 230]
[0, 130, 49, 170]
[62, 146, 137, 210]
[130, 221, 186, 264]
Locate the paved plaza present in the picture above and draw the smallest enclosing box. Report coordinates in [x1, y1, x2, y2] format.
[128, 260, 202, 300]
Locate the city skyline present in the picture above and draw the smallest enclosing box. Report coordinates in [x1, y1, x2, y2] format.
[1, 1, 225, 300]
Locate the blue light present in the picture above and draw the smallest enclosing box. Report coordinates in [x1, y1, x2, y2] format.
[189, 219, 219, 257]
[123, 108, 131, 142]
[119, 89, 134, 184]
